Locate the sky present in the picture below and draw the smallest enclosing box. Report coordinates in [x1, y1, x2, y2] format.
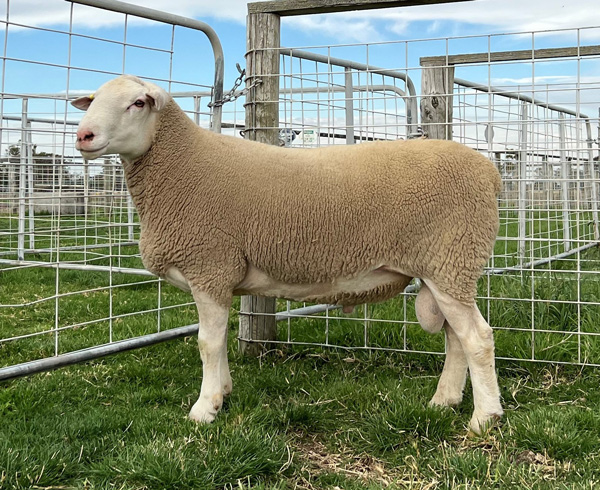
[4, 0, 600, 84]
[0, 0, 599, 155]
[6, 0, 600, 43]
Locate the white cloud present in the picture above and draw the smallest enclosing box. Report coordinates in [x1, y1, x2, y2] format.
[385, 18, 410, 37]
[426, 20, 443, 35]
[277, 0, 600, 44]
[4, 0, 600, 40]
[492, 75, 580, 85]
[367, 0, 600, 36]
[0, 0, 249, 29]
[285, 15, 385, 44]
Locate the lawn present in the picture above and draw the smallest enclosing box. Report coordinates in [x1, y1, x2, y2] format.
[1, 210, 600, 488]
[1, 332, 599, 489]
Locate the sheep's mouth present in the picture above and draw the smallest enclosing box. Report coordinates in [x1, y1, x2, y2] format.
[79, 143, 109, 159]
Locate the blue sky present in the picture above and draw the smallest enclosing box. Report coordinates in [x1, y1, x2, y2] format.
[4, 0, 600, 91]
[1, 0, 599, 155]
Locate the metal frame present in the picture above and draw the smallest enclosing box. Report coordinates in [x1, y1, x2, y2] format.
[68, 0, 225, 133]
[240, 29, 600, 367]
[2, 1, 600, 380]
[279, 48, 419, 138]
[0, 0, 226, 381]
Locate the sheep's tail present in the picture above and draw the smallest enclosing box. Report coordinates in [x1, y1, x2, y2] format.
[492, 168, 502, 196]
[484, 154, 502, 196]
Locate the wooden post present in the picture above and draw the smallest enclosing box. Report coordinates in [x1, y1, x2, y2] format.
[248, 0, 474, 16]
[239, 11, 280, 356]
[419, 61, 455, 140]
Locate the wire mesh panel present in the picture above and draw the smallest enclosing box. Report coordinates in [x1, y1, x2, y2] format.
[453, 80, 599, 268]
[278, 47, 418, 146]
[0, 0, 229, 377]
[242, 28, 600, 367]
[449, 41, 600, 367]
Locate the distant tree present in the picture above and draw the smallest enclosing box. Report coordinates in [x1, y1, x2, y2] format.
[2, 141, 77, 191]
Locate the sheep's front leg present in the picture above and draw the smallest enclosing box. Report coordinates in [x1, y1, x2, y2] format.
[189, 290, 231, 424]
[220, 329, 233, 397]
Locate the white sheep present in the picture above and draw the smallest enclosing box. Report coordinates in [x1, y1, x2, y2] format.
[72, 75, 503, 434]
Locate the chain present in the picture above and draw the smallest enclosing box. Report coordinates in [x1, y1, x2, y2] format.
[208, 63, 262, 108]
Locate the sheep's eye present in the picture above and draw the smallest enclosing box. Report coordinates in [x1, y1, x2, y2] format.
[133, 100, 145, 108]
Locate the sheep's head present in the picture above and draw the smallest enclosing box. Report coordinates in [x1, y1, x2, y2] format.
[72, 75, 169, 162]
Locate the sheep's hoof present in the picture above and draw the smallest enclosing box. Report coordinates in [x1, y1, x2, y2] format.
[468, 411, 502, 435]
[189, 408, 216, 424]
[189, 404, 217, 424]
[189, 395, 222, 424]
[429, 392, 463, 408]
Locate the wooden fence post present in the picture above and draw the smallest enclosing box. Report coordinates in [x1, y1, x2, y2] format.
[239, 11, 280, 356]
[419, 60, 455, 140]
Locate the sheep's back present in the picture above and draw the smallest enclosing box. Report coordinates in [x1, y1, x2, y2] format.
[134, 105, 499, 304]
[229, 138, 499, 303]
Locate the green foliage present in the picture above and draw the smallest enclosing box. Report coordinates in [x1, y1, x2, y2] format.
[1, 343, 600, 489]
[2, 215, 600, 488]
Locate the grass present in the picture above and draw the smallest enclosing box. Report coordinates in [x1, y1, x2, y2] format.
[1, 339, 600, 489]
[1, 212, 600, 488]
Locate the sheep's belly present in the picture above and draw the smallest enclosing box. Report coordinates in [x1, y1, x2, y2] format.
[233, 264, 410, 304]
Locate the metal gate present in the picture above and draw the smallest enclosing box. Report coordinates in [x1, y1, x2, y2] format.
[241, 30, 600, 367]
[0, 0, 227, 380]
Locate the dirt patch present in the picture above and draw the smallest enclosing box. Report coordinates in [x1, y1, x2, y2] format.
[290, 435, 438, 489]
[514, 450, 572, 477]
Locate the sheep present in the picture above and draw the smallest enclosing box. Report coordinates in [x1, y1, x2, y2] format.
[72, 75, 503, 434]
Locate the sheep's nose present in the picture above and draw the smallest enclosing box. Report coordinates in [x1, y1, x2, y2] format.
[76, 129, 95, 143]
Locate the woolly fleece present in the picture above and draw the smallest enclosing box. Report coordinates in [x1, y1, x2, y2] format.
[124, 99, 501, 307]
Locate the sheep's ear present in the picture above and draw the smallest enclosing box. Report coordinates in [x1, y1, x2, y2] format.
[145, 85, 168, 112]
[71, 95, 94, 111]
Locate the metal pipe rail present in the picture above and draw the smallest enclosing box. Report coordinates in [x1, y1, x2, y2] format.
[0, 0, 227, 383]
[0, 323, 199, 382]
[67, 0, 225, 133]
[455, 76, 600, 242]
[279, 47, 419, 137]
[454, 77, 592, 121]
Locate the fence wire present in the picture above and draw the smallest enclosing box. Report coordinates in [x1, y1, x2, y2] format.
[242, 29, 600, 367]
[0, 0, 237, 377]
[1, 7, 600, 376]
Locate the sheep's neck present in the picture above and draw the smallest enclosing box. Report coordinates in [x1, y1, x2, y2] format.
[121, 100, 199, 220]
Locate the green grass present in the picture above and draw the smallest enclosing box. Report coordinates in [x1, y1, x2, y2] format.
[1, 340, 599, 489]
[272, 245, 600, 366]
[2, 212, 600, 488]
[493, 209, 598, 268]
[1, 289, 600, 489]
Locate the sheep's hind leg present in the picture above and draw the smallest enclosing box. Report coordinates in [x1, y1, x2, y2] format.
[415, 284, 468, 408]
[189, 290, 230, 424]
[429, 322, 468, 407]
[423, 280, 503, 434]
